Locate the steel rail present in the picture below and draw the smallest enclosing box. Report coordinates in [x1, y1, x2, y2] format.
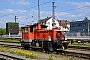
[0, 52, 24, 60]
[58, 50, 90, 59]
[68, 46, 90, 50]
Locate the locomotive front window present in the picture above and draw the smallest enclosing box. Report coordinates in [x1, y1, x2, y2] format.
[22, 28, 28, 33]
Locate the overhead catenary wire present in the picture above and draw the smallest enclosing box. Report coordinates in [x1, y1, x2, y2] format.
[60, 6, 90, 13]
[0, 0, 55, 17]
[60, 0, 90, 12]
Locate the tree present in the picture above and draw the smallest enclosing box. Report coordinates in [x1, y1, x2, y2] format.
[0, 28, 6, 35]
[84, 17, 88, 21]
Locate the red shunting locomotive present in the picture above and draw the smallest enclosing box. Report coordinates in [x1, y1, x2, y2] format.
[21, 23, 69, 51]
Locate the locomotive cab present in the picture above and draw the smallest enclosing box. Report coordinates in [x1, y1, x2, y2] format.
[21, 24, 48, 49]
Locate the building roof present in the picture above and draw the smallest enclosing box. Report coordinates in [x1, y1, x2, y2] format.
[38, 17, 51, 24]
[71, 20, 90, 23]
[57, 20, 70, 28]
[57, 20, 70, 24]
[38, 17, 70, 29]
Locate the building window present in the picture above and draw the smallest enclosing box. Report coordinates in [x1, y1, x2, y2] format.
[72, 24, 78, 27]
[72, 22, 88, 27]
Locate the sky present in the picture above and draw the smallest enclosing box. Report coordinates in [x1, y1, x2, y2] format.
[0, 0, 90, 28]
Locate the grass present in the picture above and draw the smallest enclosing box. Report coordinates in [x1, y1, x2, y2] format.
[0, 46, 37, 59]
[0, 38, 20, 43]
[69, 43, 90, 47]
[47, 54, 74, 60]
[48, 55, 53, 60]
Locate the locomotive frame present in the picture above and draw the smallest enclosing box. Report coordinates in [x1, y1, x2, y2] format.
[21, 23, 69, 51]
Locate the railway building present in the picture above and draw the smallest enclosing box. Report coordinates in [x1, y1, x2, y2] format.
[70, 19, 90, 36]
[57, 20, 70, 32]
[39, 17, 70, 32]
[38, 17, 59, 30]
[6, 22, 19, 36]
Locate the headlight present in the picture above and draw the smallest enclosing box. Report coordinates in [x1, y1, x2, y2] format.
[65, 38, 67, 40]
[48, 36, 51, 41]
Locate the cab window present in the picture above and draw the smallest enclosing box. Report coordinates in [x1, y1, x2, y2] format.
[22, 28, 28, 33]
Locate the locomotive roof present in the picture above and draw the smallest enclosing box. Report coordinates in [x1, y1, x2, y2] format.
[21, 25, 29, 28]
[30, 23, 47, 28]
[21, 23, 47, 28]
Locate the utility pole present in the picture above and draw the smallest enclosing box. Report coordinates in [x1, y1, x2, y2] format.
[88, 21, 89, 36]
[52, 2, 56, 28]
[38, 0, 40, 23]
[15, 16, 18, 23]
[52, 2, 55, 19]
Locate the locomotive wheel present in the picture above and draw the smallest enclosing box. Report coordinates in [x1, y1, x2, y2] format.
[48, 42, 53, 52]
[63, 43, 68, 50]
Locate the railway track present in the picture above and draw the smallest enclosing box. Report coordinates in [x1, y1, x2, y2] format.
[0, 52, 33, 60]
[68, 46, 90, 51]
[0, 42, 21, 49]
[0, 42, 90, 60]
[0, 52, 24, 60]
[55, 49, 90, 59]
[0, 42, 90, 49]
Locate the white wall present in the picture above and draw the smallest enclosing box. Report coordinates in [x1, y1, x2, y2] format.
[46, 18, 59, 30]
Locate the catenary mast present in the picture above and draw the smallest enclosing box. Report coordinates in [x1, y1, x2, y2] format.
[38, 0, 40, 22]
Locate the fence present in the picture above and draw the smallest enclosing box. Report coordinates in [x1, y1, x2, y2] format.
[65, 32, 90, 37]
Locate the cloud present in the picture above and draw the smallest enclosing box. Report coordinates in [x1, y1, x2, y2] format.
[0, 21, 3, 24]
[55, 11, 87, 21]
[0, 9, 26, 14]
[29, 9, 52, 18]
[57, 1, 90, 20]
[71, 14, 85, 18]
[28, 9, 86, 21]
[11, 0, 30, 5]
[66, 1, 90, 12]
[17, 16, 28, 22]
[71, 2, 90, 7]
[29, 9, 87, 20]
[0, 8, 89, 28]
[58, 1, 90, 13]
[0, 16, 15, 28]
